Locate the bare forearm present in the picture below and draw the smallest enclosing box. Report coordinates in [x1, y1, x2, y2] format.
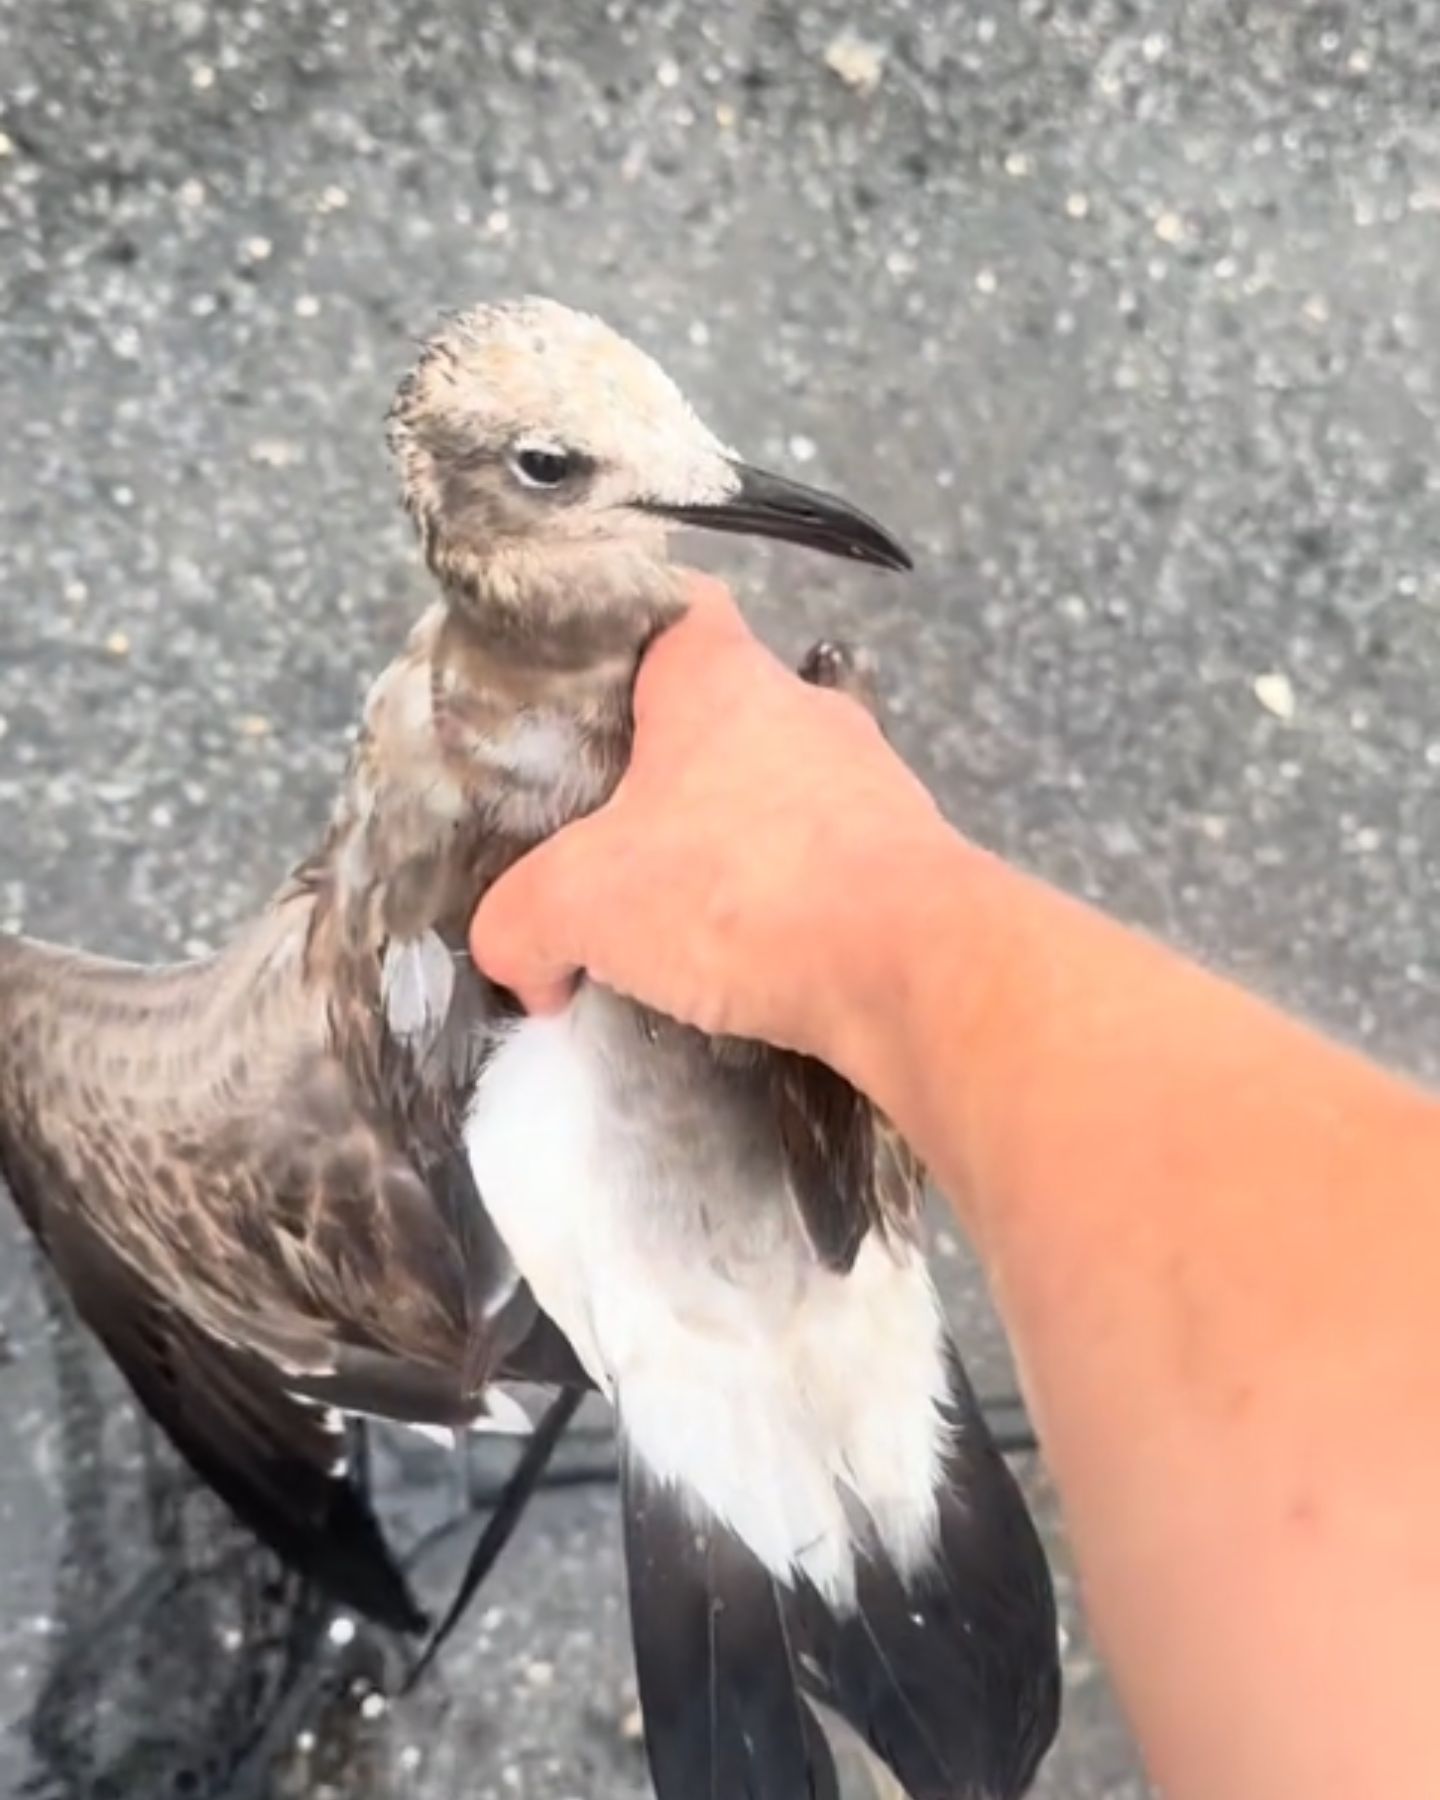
[846, 831, 1440, 1799]
[474, 584, 1440, 1792]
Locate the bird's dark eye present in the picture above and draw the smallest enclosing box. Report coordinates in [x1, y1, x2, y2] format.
[511, 445, 574, 489]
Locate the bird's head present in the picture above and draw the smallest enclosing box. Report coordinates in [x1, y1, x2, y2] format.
[387, 298, 911, 604]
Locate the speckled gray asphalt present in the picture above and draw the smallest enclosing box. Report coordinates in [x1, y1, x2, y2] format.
[1, 2, 1437, 1797]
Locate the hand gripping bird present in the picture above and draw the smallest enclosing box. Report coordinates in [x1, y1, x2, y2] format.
[0, 299, 1059, 1799]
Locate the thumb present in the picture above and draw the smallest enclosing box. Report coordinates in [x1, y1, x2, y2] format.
[633, 572, 756, 727]
[470, 833, 585, 1016]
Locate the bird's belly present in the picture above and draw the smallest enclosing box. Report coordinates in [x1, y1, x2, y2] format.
[465, 984, 951, 1604]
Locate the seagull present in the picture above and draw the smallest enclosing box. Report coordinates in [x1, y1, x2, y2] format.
[0, 298, 1060, 1799]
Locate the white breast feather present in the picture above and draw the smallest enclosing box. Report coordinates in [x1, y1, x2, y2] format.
[465, 985, 951, 1610]
[483, 714, 602, 836]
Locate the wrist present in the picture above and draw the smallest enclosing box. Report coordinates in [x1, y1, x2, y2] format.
[819, 823, 1028, 1160]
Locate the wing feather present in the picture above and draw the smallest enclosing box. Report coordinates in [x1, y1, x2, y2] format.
[36, 1190, 427, 1632]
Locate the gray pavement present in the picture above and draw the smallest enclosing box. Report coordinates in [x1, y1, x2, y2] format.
[2, 1, 1438, 1795]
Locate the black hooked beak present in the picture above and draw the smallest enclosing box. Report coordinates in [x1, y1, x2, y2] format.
[645, 461, 913, 573]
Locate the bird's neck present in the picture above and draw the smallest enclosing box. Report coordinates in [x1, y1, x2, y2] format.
[431, 533, 685, 662]
[301, 542, 684, 967]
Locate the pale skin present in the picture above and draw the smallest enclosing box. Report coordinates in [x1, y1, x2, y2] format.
[472, 571, 1440, 1800]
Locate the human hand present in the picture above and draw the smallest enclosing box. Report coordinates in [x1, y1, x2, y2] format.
[469, 572, 951, 1073]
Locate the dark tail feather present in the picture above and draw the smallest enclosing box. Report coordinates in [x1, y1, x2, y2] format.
[621, 1437, 840, 1800]
[791, 1354, 1061, 1799]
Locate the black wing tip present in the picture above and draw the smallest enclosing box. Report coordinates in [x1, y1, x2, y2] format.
[380, 1592, 431, 1636]
[327, 1579, 429, 1638]
[38, 1208, 432, 1639]
[940, 1355, 1065, 1789]
[316, 1496, 431, 1636]
[784, 1352, 1062, 1800]
[621, 1449, 840, 1800]
[186, 1444, 429, 1637]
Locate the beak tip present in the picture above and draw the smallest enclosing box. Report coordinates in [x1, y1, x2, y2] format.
[845, 532, 914, 574]
[649, 462, 915, 574]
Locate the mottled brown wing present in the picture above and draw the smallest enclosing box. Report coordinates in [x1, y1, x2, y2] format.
[4, 1145, 427, 1631]
[0, 926, 539, 1626]
[770, 637, 924, 1271]
[281, 931, 549, 1413]
[259, 1130, 538, 1425]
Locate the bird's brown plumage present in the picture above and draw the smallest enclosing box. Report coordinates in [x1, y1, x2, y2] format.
[0, 298, 923, 1632]
[0, 620, 527, 1409]
[0, 605, 605, 1627]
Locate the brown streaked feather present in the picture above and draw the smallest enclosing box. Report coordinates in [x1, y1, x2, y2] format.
[0, 928, 534, 1389]
[0, 924, 511, 1377]
[26, 1180, 426, 1632]
[0, 926, 538, 1625]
